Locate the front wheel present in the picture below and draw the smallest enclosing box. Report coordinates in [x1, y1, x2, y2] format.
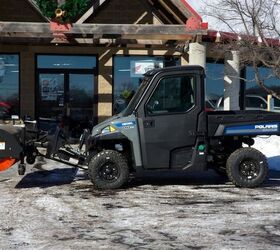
[226, 148, 268, 188]
[88, 150, 129, 190]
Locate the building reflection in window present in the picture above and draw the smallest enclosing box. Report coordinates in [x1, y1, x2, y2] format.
[205, 62, 224, 110]
[113, 56, 180, 114]
[245, 66, 280, 109]
[0, 54, 19, 119]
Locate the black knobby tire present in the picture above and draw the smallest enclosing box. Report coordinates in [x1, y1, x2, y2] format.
[88, 150, 129, 190]
[226, 148, 268, 188]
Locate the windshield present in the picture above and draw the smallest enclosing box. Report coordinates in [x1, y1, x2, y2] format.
[122, 77, 151, 116]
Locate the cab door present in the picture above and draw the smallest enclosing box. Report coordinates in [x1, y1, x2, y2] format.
[137, 72, 202, 169]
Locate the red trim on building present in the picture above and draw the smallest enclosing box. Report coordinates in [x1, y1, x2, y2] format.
[182, 0, 208, 31]
[206, 30, 280, 46]
[180, 0, 202, 21]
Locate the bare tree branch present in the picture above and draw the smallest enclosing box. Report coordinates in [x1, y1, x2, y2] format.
[202, 0, 280, 100]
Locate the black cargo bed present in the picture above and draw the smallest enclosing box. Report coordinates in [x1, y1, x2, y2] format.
[207, 110, 280, 136]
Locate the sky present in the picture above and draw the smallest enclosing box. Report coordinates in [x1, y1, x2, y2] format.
[186, 0, 280, 34]
[185, 0, 218, 29]
[187, 0, 203, 11]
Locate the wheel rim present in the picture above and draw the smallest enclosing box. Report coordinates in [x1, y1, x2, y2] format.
[239, 159, 260, 180]
[98, 162, 119, 182]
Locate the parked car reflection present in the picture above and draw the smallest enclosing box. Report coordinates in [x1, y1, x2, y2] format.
[213, 94, 280, 112]
[0, 102, 11, 119]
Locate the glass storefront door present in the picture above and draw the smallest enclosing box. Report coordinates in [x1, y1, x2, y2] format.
[36, 55, 97, 137]
[69, 74, 95, 137]
[38, 73, 65, 120]
[37, 71, 96, 136]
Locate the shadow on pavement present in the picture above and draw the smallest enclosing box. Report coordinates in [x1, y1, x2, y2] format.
[15, 167, 78, 189]
[127, 170, 228, 188]
[127, 169, 280, 188]
[14, 166, 280, 189]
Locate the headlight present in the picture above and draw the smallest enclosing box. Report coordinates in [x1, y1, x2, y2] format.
[101, 125, 117, 134]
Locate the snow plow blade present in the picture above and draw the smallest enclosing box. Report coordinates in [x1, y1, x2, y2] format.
[0, 125, 24, 172]
[0, 158, 17, 171]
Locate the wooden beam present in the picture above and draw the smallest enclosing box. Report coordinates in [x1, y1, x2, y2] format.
[76, 0, 108, 24]
[0, 22, 206, 38]
[0, 22, 51, 34]
[158, 0, 185, 24]
[0, 22, 207, 36]
[0, 37, 52, 44]
[27, 0, 50, 22]
[169, 0, 192, 18]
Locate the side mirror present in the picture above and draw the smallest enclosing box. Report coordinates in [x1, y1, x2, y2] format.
[153, 100, 159, 109]
[146, 100, 160, 114]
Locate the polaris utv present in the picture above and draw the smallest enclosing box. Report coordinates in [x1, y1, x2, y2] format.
[85, 65, 277, 189]
[1, 66, 279, 189]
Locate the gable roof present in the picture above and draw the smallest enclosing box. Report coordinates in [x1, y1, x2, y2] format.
[171, 0, 202, 21]
[0, 0, 207, 45]
[77, 0, 202, 24]
[0, 0, 48, 22]
[0, 0, 202, 25]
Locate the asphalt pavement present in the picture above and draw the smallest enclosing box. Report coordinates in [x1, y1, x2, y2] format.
[0, 160, 280, 249]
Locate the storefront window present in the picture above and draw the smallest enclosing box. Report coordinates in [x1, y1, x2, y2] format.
[245, 66, 280, 108]
[0, 54, 19, 119]
[38, 55, 96, 69]
[205, 62, 224, 110]
[113, 56, 180, 114]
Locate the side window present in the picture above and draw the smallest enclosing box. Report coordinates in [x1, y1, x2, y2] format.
[146, 75, 195, 115]
[246, 96, 267, 109]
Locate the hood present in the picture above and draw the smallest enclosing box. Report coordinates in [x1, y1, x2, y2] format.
[91, 114, 122, 136]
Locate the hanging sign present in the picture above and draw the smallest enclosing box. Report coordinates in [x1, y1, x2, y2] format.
[130, 60, 163, 77]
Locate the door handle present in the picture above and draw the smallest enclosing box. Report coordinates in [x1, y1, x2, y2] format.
[143, 120, 155, 128]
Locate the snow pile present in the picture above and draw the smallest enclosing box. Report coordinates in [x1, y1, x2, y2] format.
[253, 136, 280, 170]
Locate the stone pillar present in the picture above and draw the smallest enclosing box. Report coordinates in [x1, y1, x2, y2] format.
[97, 49, 113, 123]
[189, 42, 206, 69]
[21, 51, 35, 118]
[224, 50, 240, 110]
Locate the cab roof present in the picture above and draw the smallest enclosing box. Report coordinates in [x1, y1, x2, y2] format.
[144, 65, 205, 77]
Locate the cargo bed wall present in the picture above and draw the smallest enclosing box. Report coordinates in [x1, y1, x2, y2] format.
[207, 111, 280, 137]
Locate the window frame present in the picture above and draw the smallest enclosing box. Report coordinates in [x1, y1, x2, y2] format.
[35, 53, 98, 124]
[144, 73, 197, 117]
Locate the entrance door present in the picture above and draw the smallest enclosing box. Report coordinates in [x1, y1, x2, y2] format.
[37, 71, 96, 136]
[69, 74, 95, 137]
[137, 73, 201, 169]
[38, 73, 65, 120]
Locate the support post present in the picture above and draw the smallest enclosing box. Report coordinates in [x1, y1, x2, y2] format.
[267, 95, 274, 111]
[189, 42, 206, 69]
[224, 50, 240, 110]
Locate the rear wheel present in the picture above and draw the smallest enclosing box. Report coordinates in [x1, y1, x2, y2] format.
[226, 148, 268, 188]
[88, 150, 129, 190]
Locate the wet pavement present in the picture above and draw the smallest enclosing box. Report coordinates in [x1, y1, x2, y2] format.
[1, 160, 280, 249]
